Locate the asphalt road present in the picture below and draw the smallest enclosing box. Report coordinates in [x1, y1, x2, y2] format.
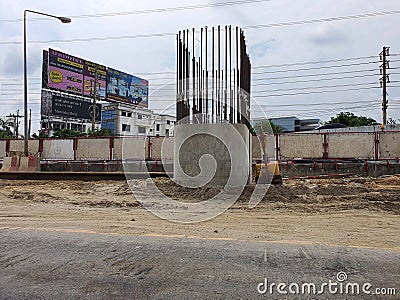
[0, 228, 398, 299]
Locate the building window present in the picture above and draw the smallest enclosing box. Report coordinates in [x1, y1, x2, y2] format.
[138, 126, 146, 134]
[122, 124, 131, 132]
[138, 114, 142, 119]
[127, 112, 132, 117]
[156, 124, 160, 131]
[167, 120, 170, 125]
[121, 111, 127, 117]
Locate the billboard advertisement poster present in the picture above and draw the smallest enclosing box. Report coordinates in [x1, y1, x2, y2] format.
[49, 49, 83, 74]
[48, 49, 84, 94]
[106, 67, 148, 107]
[83, 60, 107, 98]
[48, 65, 84, 94]
[45, 49, 149, 108]
[41, 90, 101, 121]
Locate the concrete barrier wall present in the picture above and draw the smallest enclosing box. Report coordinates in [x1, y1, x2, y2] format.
[279, 134, 323, 159]
[151, 137, 174, 161]
[76, 138, 110, 160]
[0, 131, 399, 161]
[42, 139, 74, 160]
[379, 132, 400, 158]
[9, 140, 39, 156]
[114, 137, 146, 160]
[328, 133, 374, 159]
[0, 140, 6, 159]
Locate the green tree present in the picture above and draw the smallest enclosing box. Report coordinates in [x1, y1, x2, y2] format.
[50, 127, 113, 138]
[326, 112, 379, 127]
[52, 128, 87, 138]
[0, 118, 12, 138]
[87, 128, 113, 137]
[253, 120, 284, 134]
[32, 131, 49, 139]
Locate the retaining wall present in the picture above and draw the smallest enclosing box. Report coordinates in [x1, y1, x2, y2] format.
[42, 139, 74, 160]
[279, 134, 322, 159]
[379, 132, 400, 158]
[0, 131, 399, 162]
[114, 137, 146, 160]
[76, 138, 110, 160]
[327, 133, 375, 159]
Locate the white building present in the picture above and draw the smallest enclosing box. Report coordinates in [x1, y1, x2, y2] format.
[101, 103, 175, 136]
[40, 116, 101, 137]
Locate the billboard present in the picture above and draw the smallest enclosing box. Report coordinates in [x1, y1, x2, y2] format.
[83, 60, 107, 98]
[106, 68, 148, 107]
[48, 49, 84, 95]
[43, 48, 148, 108]
[41, 90, 101, 121]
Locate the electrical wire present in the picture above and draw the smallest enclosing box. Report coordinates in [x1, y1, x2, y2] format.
[242, 10, 400, 30]
[0, 0, 272, 23]
[0, 55, 386, 79]
[252, 68, 378, 81]
[2, 10, 400, 45]
[252, 55, 378, 69]
[251, 73, 379, 86]
[252, 61, 378, 74]
[252, 86, 380, 97]
[253, 82, 378, 93]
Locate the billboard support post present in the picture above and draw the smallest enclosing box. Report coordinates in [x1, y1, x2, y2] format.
[24, 9, 71, 156]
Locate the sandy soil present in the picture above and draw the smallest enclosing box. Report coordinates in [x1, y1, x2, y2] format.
[0, 175, 399, 250]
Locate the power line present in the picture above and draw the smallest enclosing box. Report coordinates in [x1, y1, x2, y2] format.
[0, 84, 382, 97]
[242, 10, 400, 29]
[251, 73, 379, 86]
[3, 99, 383, 107]
[252, 68, 378, 81]
[253, 82, 378, 93]
[0, 0, 272, 23]
[0, 55, 388, 79]
[2, 10, 400, 45]
[252, 86, 380, 97]
[3, 72, 378, 89]
[251, 103, 380, 113]
[252, 55, 377, 69]
[3, 68, 381, 84]
[252, 61, 378, 74]
[257, 100, 380, 107]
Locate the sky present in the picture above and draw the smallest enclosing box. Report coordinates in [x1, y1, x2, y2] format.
[1, 0, 400, 135]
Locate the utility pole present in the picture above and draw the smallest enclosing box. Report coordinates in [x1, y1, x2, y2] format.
[28, 109, 31, 138]
[7, 110, 23, 138]
[92, 65, 98, 132]
[380, 46, 390, 126]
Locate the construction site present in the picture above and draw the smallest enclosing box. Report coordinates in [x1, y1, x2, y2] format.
[0, 18, 399, 249]
[1, 1, 399, 298]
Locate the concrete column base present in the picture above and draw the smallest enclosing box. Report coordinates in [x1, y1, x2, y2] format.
[174, 123, 251, 187]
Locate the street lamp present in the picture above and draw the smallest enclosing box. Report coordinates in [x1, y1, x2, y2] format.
[24, 9, 71, 156]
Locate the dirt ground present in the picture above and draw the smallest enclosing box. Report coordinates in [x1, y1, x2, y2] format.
[0, 175, 399, 251]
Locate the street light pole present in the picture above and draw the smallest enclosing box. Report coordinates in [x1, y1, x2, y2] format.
[23, 9, 71, 156]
